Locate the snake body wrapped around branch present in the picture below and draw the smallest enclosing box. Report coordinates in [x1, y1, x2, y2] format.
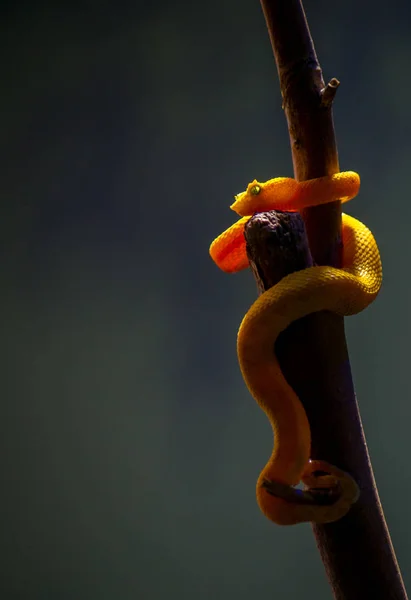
[209, 172, 382, 525]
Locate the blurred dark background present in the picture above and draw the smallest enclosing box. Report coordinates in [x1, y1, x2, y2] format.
[2, 1, 410, 598]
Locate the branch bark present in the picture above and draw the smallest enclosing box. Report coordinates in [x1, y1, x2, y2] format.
[247, 1, 408, 598]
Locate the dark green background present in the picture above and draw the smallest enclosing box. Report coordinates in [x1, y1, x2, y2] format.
[2, 1, 410, 598]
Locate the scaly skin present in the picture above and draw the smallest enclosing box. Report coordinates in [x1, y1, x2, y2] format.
[209, 171, 382, 525]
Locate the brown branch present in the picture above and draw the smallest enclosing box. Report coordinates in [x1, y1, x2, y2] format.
[246, 1, 409, 598]
[320, 78, 340, 108]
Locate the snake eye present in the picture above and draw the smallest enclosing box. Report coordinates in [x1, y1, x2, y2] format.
[250, 184, 261, 195]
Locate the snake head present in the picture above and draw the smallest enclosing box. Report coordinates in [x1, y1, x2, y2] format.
[230, 177, 299, 216]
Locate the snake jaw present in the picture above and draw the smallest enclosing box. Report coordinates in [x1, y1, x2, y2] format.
[230, 191, 248, 215]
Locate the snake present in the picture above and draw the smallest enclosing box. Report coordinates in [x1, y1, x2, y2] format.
[209, 171, 382, 525]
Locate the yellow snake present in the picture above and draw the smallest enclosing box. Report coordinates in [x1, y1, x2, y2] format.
[209, 172, 382, 525]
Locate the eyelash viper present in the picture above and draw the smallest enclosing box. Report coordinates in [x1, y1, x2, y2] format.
[209, 171, 382, 525]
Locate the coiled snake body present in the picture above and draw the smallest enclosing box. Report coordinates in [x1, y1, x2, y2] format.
[209, 172, 382, 525]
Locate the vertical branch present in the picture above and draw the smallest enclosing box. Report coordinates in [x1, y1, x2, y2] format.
[249, 1, 409, 598]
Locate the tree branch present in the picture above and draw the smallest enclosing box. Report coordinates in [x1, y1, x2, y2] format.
[246, 1, 408, 598]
